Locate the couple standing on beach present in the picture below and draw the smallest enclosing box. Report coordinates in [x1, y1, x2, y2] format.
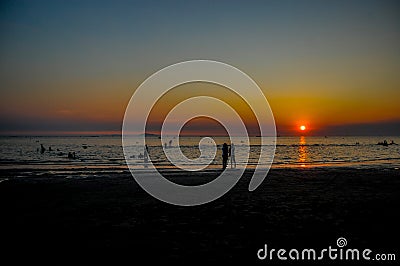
[222, 143, 236, 169]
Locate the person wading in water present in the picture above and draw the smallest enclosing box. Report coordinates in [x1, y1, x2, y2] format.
[222, 143, 229, 169]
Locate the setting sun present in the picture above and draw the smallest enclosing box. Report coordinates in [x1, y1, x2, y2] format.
[300, 125, 306, 131]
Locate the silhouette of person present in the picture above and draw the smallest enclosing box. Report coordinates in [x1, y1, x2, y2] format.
[222, 143, 229, 169]
[68, 152, 76, 159]
[40, 144, 46, 154]
[169, 139, 173, 148]
[230, 143, 236, 168]
[144, 145, 149, 163]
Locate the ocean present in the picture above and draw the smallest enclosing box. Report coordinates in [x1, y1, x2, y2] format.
[1, 136, 399, 175]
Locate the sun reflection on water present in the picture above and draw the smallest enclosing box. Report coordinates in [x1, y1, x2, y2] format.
[299, 136, 307, 167]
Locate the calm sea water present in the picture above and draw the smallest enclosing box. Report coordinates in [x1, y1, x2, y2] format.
[1, 136, 399, 174]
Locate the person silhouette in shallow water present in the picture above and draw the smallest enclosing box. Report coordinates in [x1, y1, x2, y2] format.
[68, 152, 76, 159]
[230, 143, 236, 168]
[40, 144, 46, 154]
[144, 145, 149, 163]
[222, 143, 229, 169]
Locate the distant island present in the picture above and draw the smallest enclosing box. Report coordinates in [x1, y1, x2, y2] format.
[138, 133, 160, 137]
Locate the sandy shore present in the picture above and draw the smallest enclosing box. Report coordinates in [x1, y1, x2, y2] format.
[1, 168, 399, 264]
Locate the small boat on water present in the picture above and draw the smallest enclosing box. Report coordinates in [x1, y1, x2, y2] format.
[377, 140, 397, 146]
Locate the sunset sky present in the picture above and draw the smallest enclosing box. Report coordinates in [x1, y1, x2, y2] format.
[1, 0, 399, 136]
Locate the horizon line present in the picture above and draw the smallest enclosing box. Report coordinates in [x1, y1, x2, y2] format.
[1, 134, 399, 137]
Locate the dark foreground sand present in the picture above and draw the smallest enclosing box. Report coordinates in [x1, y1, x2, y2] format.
[1, 168, 399, 265]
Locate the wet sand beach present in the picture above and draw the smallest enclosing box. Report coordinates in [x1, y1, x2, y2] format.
[1, 167, 399, 264]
